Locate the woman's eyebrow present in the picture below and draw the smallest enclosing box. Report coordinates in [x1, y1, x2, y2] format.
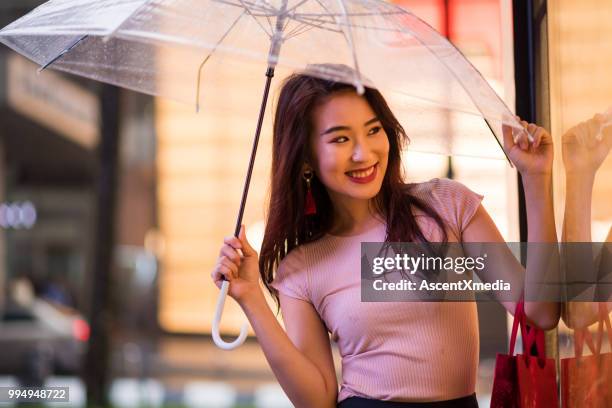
[364, 117, 380, 126]
[320, 117, 380, 136]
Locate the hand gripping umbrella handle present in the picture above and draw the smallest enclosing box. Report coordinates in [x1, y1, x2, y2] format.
[212, 280, 249, 350]
[211, 66, 276, 350]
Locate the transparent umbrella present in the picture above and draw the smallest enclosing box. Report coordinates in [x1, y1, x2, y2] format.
[0, 0, 529, 350]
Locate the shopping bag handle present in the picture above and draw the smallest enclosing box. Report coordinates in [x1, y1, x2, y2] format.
[600, 303, 612, 346]
[520, 310, 547, 365]
[509, 300, 547, 366]
[509, 300, 524, 356]
[211, 280, 249, 350]
[574, 303, 612, 357]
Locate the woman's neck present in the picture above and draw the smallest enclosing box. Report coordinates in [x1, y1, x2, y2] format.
[329, 200, 384, 236]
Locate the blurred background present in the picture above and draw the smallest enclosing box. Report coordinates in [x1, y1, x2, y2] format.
[0, 0, 610, 407]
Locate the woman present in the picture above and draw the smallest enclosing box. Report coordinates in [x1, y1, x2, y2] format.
[211, 65, 560, 407]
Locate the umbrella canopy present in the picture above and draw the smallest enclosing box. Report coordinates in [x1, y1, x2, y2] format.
[0, 0, 526, 160]
[0, 0, 531, 350]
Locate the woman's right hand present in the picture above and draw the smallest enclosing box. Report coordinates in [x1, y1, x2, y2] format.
[211, 224, 262, 304]
[503, 117, 554, 178]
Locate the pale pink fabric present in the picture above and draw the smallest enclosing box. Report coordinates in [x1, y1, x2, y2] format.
[270, 178, 484, 403]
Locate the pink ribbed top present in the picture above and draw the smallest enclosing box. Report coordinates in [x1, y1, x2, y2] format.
[270, 178, 484, 403]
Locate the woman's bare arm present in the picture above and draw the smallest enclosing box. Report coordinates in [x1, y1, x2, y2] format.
[239, 291, 338, 408]
[211, 228, 337, 408]
[462, 203, 559, 330]
[521, 174, 561, 329]
[461, 119, 560, 330]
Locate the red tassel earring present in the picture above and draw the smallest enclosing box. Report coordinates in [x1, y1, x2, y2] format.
[303, 169, 317, 215]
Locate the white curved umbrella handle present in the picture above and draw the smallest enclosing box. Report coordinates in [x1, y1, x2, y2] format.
[212, 280, 249, 350]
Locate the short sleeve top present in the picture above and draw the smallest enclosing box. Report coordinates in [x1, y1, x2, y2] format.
[270, 178, 484, 403]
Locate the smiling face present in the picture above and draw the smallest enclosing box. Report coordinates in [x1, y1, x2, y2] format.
[308, 90, 390, 209]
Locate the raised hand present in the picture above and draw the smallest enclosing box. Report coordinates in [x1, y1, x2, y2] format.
[503, 117, 554, 177]
[562, 111, 612, 177]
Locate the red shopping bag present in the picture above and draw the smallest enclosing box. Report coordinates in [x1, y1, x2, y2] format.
[491, 301, 559, 408]
[491, 301, 523, 407]
[516, 327, 559, 408]
[561, 304, 612, 408]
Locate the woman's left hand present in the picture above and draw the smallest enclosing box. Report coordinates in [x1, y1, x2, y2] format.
[503, 117, 553, 178]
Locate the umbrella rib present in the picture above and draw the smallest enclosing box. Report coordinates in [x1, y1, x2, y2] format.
[105, 0, 154, 39]
[289, 4, 406, 32]
[212, 0, 276, 14]
[289, 15, 342, 33]
[293, 10, 404, 17]
[385, 3, 513, 161]
[284, 0, 340, 39]
[303, 0, 346, 33]
[298, 3, 338, 24]
[309, 0, 363, 92]
[334, 0, 364, 93]
[264, 14, 274, 34]
[290, 13, 339, 25]
[297, 2, 391, 33]
[226, 0, 277, 16]
[306, 0, 341, 26]
[483, 118, 512, 164]
[284, 16, 332, 39]
[284, 21, 309, 38]
[238, 0, 273, 37]
[292, 13, 405, 33]
[282, 13, 292, 32]
[253, 0, 278, 13]
[285, 21, 314, 39]
[196, 10, 247, 111]
[285, 0, 310, 14]
[117, 28, 271, 57]
[39, 34, 89, 72]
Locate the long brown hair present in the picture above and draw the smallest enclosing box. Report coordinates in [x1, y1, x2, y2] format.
[260, 64, 448, 310]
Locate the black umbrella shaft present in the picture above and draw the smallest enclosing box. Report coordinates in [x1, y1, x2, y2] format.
[233, 67, 275, 238]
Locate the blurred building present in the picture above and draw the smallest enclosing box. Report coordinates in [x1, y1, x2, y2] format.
[0, 0, 160, 358]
